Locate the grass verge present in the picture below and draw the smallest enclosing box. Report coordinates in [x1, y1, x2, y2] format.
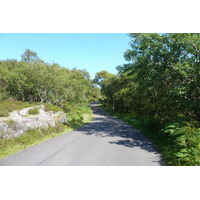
[0, 116, 93, 159]
[0, 102, 93, 159]
[0, 123, 72, 159]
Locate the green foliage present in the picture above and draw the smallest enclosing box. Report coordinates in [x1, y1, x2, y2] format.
[6, 119, 16, 128]
[0, 51, 96, 106]
[98, 33, 200, 165]
[139, 118, 161, 132]
[163, 122, 200, 165]
[21, 49, 41, 63]
[88, 86, 102, 102]
[0, 49, 95, 159]
[0, 100, 65, 117]
[0, 103, 93, 159]
[63, 102, 92, 127]
[44, 104, 63, 112]
[98, 33, 200, 122]
[0, 100, 40, 116]
[0, 110, 9, 117]
[93, 70, 115, 88]
[0, 122, 68, 159]
[28, 107, 40, 115]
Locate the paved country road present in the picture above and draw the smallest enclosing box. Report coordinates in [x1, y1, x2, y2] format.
[0, 103, 164, 166]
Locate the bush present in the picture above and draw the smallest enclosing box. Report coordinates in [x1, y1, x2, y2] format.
[62, 102, 91, 126]
[139, 117, 161, 132]
[68, 114, 83, 125]
[163, 121, 200, 165]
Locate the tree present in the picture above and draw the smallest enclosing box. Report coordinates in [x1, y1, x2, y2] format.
[21, 49, 41, 63]
[0, 53, 95, 106]
[93, 70, 115, 87]
[101, 33, 200, 122]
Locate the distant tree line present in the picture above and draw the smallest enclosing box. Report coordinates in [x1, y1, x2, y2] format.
[0, 49, 100, 106]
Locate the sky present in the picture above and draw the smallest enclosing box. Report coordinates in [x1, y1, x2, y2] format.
[0, 33, 131, 79]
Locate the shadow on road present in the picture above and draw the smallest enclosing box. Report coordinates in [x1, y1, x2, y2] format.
[75, 103, 164, 165]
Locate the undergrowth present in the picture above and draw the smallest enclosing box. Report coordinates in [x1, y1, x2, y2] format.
[63, 102, 93, 128]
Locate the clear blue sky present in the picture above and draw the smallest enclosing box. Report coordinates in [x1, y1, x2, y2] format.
[0, 33, 130, 79]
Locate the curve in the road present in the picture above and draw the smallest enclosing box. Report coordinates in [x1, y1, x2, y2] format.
[0, 102, 164, 166]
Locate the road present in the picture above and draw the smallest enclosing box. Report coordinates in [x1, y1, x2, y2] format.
[0, 102, 164, 166]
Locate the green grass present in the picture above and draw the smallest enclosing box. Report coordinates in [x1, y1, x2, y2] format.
[28, 107, 40, 115]
[0, 110, 9, 117]
[0, 123, 72, 159]
[5, 119, 16, 128]
[44, 103, 63, 112]
[0, 100, 63, 116]
[0, 100, 40, 117]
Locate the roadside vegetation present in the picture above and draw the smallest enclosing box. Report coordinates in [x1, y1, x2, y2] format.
[0, 100, 40, 117]
[0, 123, 68, 159]
[0, 101, 93, 159]
[28, 107, 40, 115]
[95, 33, 200, 166]
[0, 49, 98, 159]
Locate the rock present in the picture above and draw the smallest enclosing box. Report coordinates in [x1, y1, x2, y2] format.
[0, 122, 8, 138]
[58, 114, 68, 124]
[0, 105, 68, 139]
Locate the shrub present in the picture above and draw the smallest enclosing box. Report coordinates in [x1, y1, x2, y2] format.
[163, 121, 200, 166]
[62, 102, 91, 126]
[68, 114, 83, 125]
[139, 117, 161, 132]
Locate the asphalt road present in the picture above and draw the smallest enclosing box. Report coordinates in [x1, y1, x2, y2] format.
[0, 103, 164, 166]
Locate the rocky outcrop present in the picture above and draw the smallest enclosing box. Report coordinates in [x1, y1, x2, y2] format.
[0, 105, 68, 138]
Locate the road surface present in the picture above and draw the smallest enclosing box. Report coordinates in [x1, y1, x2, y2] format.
[0, 102, 164, 166]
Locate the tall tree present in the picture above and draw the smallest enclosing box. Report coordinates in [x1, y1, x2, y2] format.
[93, 70, 115, 87]
[101, 33, 200, 122]
[21, 49, 40, 63]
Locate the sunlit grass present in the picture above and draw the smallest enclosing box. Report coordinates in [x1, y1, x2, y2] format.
[0, 124, 71, 159]
[0, 102, 93, 159]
